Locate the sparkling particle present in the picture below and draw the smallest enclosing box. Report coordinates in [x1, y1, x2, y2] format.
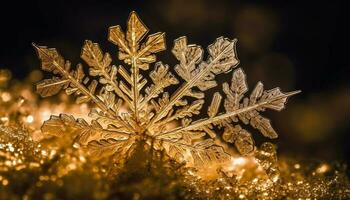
[26, 115, 34, 123]
[316, 164, 329, 174]
[1, 92, 11, 102]
[2, 179, 9, 186]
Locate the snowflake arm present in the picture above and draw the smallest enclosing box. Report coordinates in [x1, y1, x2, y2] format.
[156, 68, 300, 155]
[81, 40, 132, 108]
[41, 114, 136, 158]
[146, 36, 239, 131]
[139, 62, 179, 110]
[108, 11, 166, 123]
[159, 138, 230, 165]
[33, 44, 136, 134]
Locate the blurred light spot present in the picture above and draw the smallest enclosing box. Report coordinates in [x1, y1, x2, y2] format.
[26, 115, 34, 123]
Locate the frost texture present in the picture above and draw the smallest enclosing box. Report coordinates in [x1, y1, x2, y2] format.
[33, 11, 299, 166]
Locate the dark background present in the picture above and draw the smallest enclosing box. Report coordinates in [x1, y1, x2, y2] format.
[0, 0, 349, 165]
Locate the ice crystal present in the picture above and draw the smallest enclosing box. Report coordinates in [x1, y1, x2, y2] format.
[33, 11, 299, 167]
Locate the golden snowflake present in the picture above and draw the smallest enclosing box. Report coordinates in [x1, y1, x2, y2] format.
[33, 11, 299, 166]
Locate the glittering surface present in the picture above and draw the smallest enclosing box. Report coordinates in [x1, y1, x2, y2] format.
[0, 70, 349, 199]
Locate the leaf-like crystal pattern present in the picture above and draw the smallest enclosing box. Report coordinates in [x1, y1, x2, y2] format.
[33, 11, 300, 167]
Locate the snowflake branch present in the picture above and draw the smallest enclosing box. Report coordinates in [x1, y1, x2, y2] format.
[139, 63, 178, 110]
[131, 57, 141, 122]
[33, 43, 136, 133]
[157, 138, 230, 166]
[156, 91, 300, 138]
[146, 39, 237, 130]
[81, 40, 132, 108]
[154, 100, 204, 128]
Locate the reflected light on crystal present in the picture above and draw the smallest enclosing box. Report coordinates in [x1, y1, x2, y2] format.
[2, 179, 9, 186]
[40, 110, 51, 123]
[5, 160, 12, 166]
[1, 117, 9, 123]
[1, 92, 11, 102]
[26, 115, 34, 123]
[316, 164, 329, 174]
[67, 163, 77, 170]
[49, 150, 57, 159]
[225, 157, 250, 171]
[232, 157, 247, 166]
[8, 144, 14, 152]
[79, 155, 86, 162]
[117, 103, 129, 116]
[294, 163, 301, 169]
[16, 97, 25, 106]
[41, 150, 48, 156]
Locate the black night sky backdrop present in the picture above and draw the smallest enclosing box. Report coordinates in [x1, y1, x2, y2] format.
[0, 0, 349, 166]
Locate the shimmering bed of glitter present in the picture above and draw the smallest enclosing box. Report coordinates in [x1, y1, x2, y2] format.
[1, 124, 349, 199]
